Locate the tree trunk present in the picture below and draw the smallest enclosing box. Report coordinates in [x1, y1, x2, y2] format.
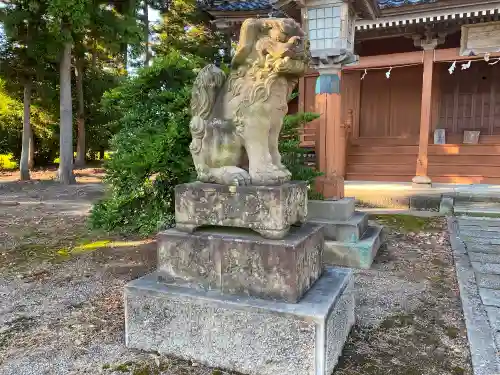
[143, 0, 150, 66]
[75, 58, 86, 168]
[20, 81, 32, 181]
[99, 148, 105, 160]
[28, 130, 34, 169]
[57, 41, 76, 184]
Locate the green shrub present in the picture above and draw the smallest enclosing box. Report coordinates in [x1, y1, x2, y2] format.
[89, 51, 201, 235]
[280, 112, 323, 200]
[0, 153, 17, 169]
[0, 78, 59, 166]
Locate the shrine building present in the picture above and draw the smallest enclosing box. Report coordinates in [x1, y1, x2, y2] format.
[205, 0, 500, 197]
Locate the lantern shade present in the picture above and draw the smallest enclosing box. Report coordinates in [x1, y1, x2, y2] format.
[304, 0, 357, 67]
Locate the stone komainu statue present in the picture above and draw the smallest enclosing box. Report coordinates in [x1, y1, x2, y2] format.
[189, 18, 308, 186]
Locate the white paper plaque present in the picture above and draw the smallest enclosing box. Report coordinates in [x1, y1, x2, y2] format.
[434, 129, 446, 144]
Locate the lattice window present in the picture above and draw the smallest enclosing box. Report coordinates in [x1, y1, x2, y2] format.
[307, 6, 342, 51]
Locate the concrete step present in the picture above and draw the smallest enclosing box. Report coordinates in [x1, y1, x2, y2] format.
[308, 212, 368, 242]
[459, 230, 500, 240]
[455, 202, 500, 217]
[466, 244, 500, 255]
[477, 273, 500, 290]
[469, 252, 500, 264]
[307, 198, 355, 222]
[323, 224, 383, 269]
[461, 235, 500, 246]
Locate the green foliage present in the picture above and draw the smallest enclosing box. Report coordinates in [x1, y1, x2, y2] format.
[0, 154, 18, 170]
[0, 79, 59, 165]
[89, 51, 202, 235]
[280, 112, 324, 200]
[152, 0, 228, 64]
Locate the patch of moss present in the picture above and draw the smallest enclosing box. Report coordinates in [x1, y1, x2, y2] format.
[212, 370, 223, 375]
[380, 313, 415, 329]
[452, 366, 466, 375]
[113, 361, 134, 372]
[370, 214, 440, 233]
[445, 326, 460, 339]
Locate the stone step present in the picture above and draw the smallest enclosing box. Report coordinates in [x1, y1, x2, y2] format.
[460, 230, 500, 240]
[479, 288, 500, 307]
[472, 262, 500, 276]
[461, 236, 500, 246]
[455, 202, 500, 217]
[477, 273, 500, 290]
[466, 244, 500, 255]
[469, 252, 500, 264]
[308, 212, 369, 242]
[459, 224, 500, 232]
[323, 224, 383, 269]
[307, 198, 355, 222]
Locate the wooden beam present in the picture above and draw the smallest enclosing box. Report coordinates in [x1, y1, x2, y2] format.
[314, 73, 345, 199]
[413, 48, 434, 185]
[343, 51, 424, 70]
[434, 48, 500, 62]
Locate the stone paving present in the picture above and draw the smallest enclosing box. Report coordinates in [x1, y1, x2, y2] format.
[449, 216, 500, 375]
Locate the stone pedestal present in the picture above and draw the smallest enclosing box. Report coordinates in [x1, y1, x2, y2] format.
[175, 181, 307, 239]
[156, 224, 324, 303]
[125, 268, 354, 375]
[125, 182, 355, 375]
[308, 198, 384, 269]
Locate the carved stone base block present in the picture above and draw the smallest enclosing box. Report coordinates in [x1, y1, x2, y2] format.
[125, 268, 354, 375]
[175, 181, 307, 239]
[157, 223, 324, 303]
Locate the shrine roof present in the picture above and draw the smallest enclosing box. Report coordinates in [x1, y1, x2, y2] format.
[211, 0, 271, 11]
[377, 0, 437, 9]
[209, 0, 437, 12]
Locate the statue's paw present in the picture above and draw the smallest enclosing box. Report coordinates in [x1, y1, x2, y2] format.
[250, 166, 292, 185]
[278, 165, 292, 178]
[218, 167, 251, 186]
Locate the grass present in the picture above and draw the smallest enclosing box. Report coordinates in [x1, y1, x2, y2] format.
[0, 151, 112, 168]
[0, 153, 17, 170]
[370, 214, 442, 233]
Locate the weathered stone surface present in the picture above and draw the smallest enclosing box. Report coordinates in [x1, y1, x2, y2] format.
[188, 18, 308, 186]
[440, 196, 454, 215]
[157, 223, 324, 302]
[175, 181, 307, 239]
[125, 267, 354, 375]
[309, 212, 368, 242]
[323, 225, 383, 269]
[308, 198, 355, 222]
[448, 217, 500, 375]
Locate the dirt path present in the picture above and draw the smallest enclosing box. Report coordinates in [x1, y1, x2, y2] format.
[0, 169, 472, 375]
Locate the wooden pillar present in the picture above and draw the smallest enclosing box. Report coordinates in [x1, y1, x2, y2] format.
[413, 47, 435, 187]
[315, 71, 344, 199]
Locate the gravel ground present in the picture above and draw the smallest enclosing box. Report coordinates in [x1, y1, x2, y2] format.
[0, 168, 472, 375]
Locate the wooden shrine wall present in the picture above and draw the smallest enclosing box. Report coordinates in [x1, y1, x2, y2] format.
[300, 70, 361, 147]
[358, 65, 423, 139]
[436, 61, 500, 138]
[346, 62, 500, 183]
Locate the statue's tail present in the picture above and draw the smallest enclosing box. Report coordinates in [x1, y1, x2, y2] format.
[189, 65, 226, 155]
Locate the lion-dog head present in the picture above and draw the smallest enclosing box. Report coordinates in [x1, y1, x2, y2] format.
[231, 18, 309, 78]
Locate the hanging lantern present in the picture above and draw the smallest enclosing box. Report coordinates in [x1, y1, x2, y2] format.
[303, 0, 358, 69]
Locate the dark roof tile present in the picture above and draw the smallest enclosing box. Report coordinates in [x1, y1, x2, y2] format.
[378, 0, 437, 9]
[212, 0, 271, 11]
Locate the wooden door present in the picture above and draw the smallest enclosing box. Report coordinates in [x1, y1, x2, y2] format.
[358, 66, 423, 139]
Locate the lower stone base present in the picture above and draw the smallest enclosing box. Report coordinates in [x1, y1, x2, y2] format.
[324, 225, 383, 269]
[125, 268, 355, 375]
